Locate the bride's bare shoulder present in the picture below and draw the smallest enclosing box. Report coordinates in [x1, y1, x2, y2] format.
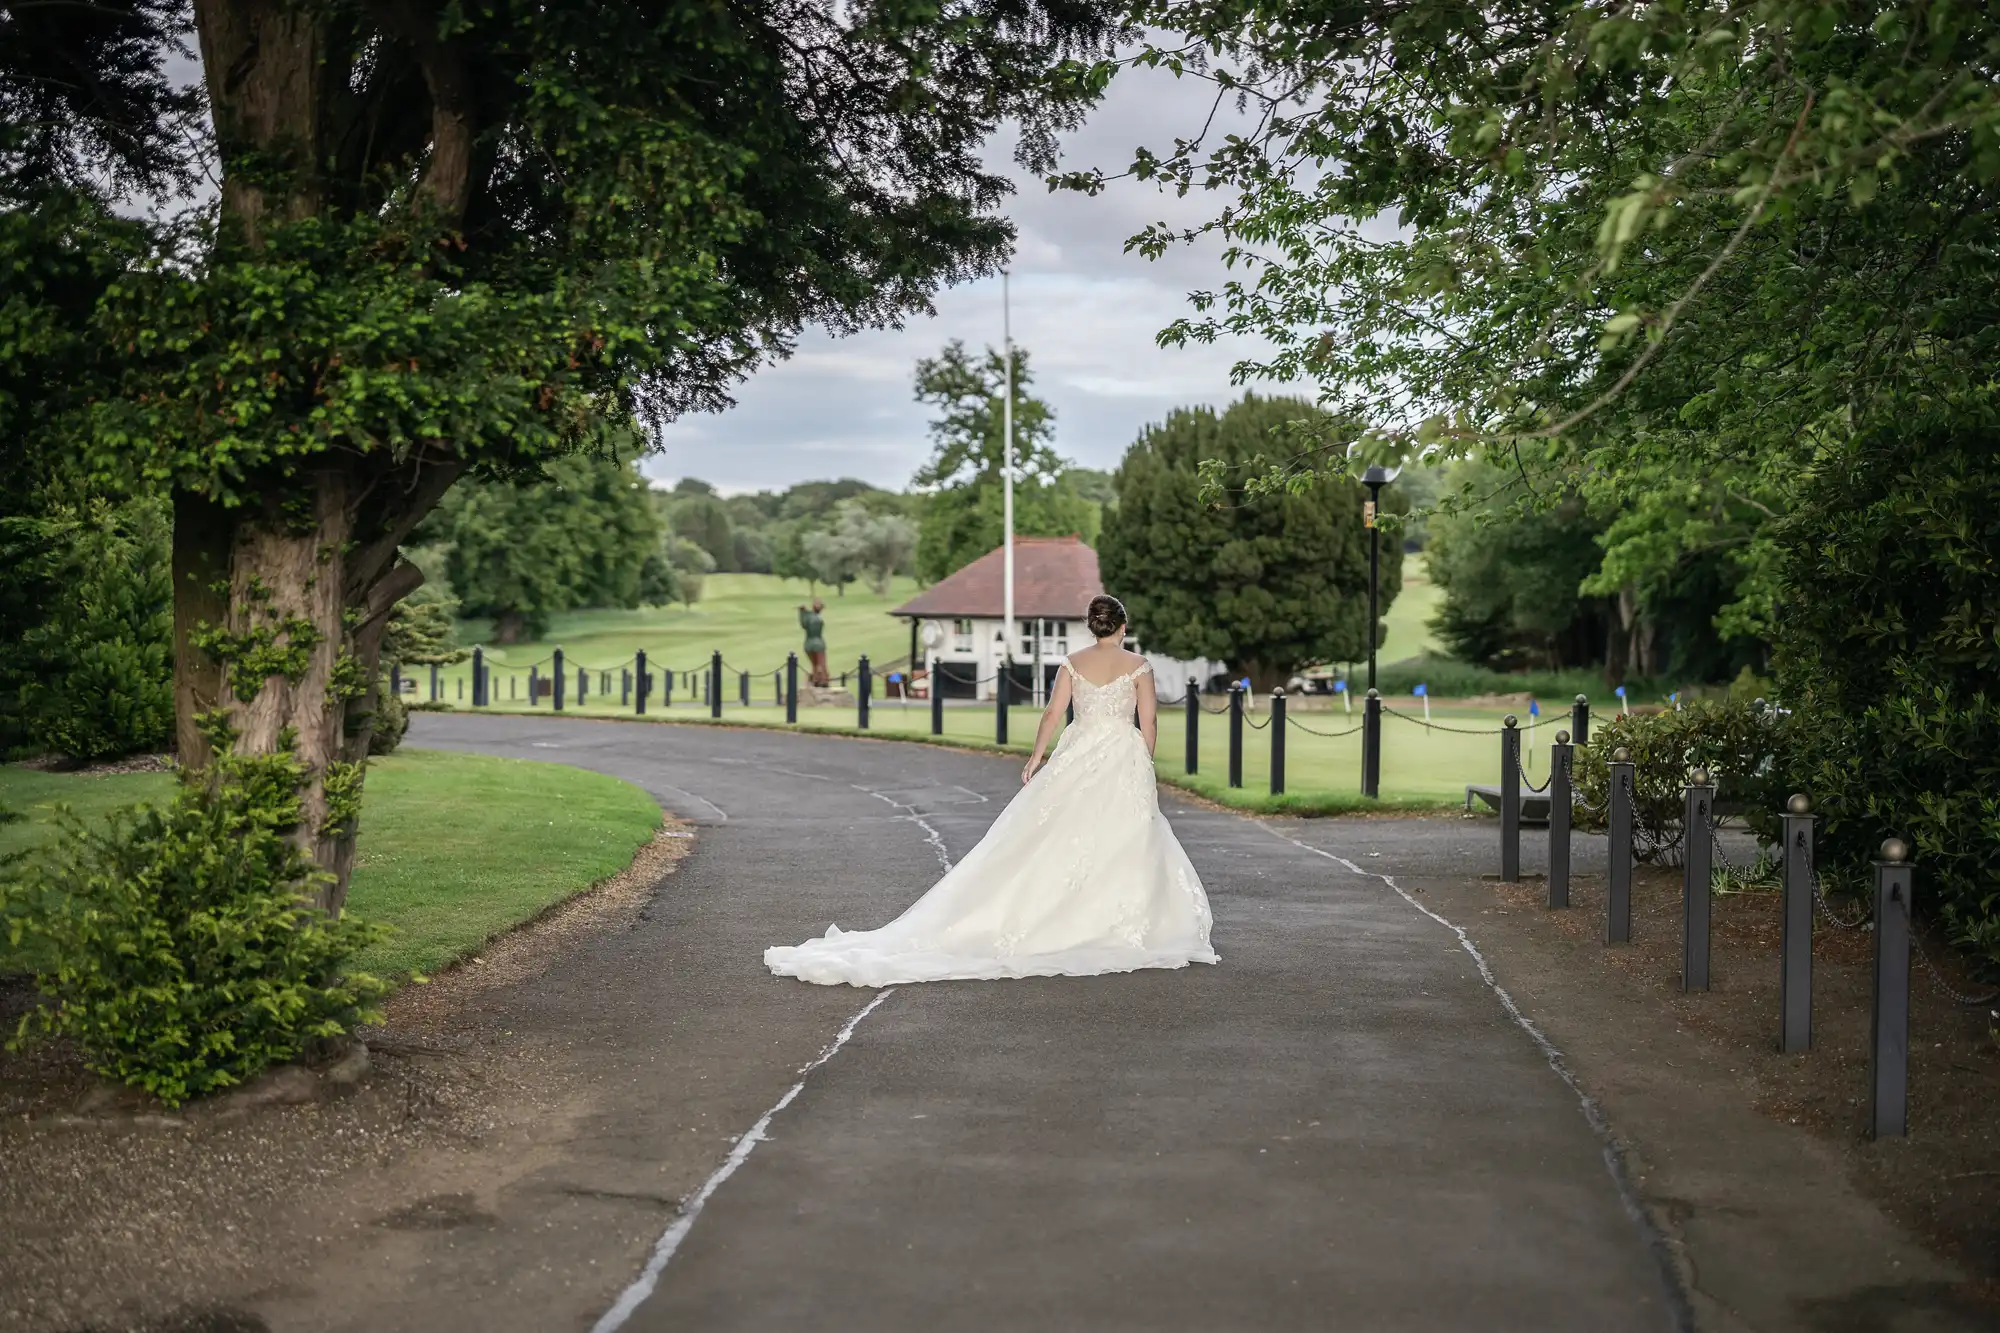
[1120, 650, 1151, 672]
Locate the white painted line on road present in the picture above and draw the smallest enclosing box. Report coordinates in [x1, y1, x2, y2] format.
[653, 781, 729, 823]
[1262, 825, 1696, 1333]
[856, 785, 955, 873]
[589, 771, 963, 1330]
[589, 987, 899, 1333]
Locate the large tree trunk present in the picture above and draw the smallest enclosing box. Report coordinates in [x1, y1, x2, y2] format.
[191, 0, 329, 239]
[1241, 661, 1290, 694]
[184, 0, 470, 915]
[172, 458, 455, 915]
[1616, 587, 1661, 681]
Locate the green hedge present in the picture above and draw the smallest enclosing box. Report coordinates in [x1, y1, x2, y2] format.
[1770, 408, 2000, 966]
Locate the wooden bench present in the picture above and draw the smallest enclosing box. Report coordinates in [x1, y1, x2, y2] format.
[1464, 785, 1554, 825]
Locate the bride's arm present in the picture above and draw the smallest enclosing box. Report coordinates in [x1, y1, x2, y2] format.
[1135, 668, 1158, 756]
[1023, 667, 1073, 783]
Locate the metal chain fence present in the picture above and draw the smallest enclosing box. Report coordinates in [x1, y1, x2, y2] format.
[1910, 936, 2000, 1007]
[1381, 705, 1509, 736]
[1286, 713, 1365, 739]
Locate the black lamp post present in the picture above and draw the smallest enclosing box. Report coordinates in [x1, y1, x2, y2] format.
[1360, 463, 1398, 797]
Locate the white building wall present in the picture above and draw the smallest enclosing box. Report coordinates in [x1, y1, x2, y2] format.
[917, 616, 1226, 703]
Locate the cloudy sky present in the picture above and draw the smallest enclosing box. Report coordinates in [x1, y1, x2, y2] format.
[649, 64, 1273, 496]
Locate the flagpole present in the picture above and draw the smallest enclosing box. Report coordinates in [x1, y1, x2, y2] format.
[1002, 269, 1015, 699]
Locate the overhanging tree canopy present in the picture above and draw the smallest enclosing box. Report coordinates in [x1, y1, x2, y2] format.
[5, 0, 1128, 911]
[1065, 0, 2000, 639]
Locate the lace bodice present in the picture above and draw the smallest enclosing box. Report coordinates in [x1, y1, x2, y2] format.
[1063, 657, 1151, 725]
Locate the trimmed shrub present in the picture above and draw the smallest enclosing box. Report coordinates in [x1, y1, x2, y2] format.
[372, 582, 461, 756]
[1572, 698, 1785, 863]
[1, 749, 389, 1105]
[369, 675, 410, 755]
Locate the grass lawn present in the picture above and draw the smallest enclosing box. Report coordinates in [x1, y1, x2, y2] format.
[1377, 550, 1442, 666]
[449, 573, 926, 700]
[0, 751, 662, 983]
[0, 768, 174, 859]
[436, 559, 1453, 706]
[344, 750, 660, 978]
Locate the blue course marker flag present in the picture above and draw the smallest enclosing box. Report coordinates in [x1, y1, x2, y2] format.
[1414, 681, 1430, 720]
[1528, 697, 1540, 716]
[1615, 683, 1629, 715]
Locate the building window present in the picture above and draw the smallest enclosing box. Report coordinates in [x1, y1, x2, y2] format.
[952, 618, 973, 652]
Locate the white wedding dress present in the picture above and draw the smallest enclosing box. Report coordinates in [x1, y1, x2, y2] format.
[765, 658, 1218, 987]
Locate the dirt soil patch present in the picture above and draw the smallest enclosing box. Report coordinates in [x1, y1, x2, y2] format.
[0, 821, 692, 1333]
[12, 753, 175, 777]
[1449, 861, 2000, 1314]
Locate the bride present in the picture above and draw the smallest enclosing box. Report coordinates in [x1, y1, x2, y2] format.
[765, 594, 1218, 987]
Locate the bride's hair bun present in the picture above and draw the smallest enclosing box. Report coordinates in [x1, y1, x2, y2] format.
[1086, 594, 1127, 639]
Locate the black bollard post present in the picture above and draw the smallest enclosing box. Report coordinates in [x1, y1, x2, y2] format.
[1270, 689, 1287, 795]
[1500, 715, 1521, 883]
[1228, 687, 1244, 788]
[553, 649, 565, 711]
[1362, 688, 1382, 798]
[994, 668, 1009, 745]
[1549, 731, 1572, 908]
[1869, 838, 1913, 1140]
[635, 650, 648, 715]
[1683, 769, 1715, 991]
[457, 676, 463, 701]
[471, 648, 485, 706]
[774, 670, 782, 706]
[781, 653, 795, 723]
[663, 668, 673, 708]
[1607, 746, 1634, 943]
[1185, 680, 1199, 775]
[930, 657, 944, 735]
[430, 663, 439, 702]
[710, 651, 722, 719]
[530, 665, 540, 706]
[1572, 694, 1590, 748]
[740, 670, 749, 708]
[858, 655, 871, 729]
[1780, 794, 1813, 1053]
[578, 666, 587, 706]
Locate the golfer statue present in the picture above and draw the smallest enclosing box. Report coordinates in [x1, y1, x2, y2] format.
[799, 598, 830, 687]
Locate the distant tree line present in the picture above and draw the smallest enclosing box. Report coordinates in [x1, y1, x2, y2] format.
[405, 336, 1122, 646]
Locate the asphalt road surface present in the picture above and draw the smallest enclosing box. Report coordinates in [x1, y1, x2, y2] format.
[399, 713, 1682, 1333]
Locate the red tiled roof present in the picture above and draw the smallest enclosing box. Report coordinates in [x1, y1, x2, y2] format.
[891, 536, 1102, 619]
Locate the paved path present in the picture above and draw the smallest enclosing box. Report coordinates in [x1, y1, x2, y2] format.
[398, 715, 1680, 1333]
